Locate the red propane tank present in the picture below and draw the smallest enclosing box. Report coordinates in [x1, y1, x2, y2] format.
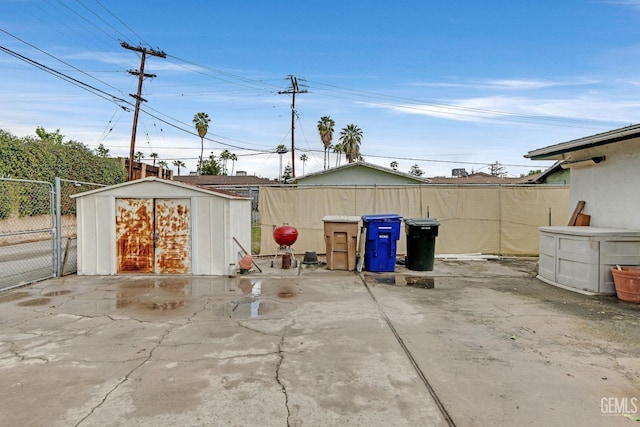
[273, 225, 298, 247]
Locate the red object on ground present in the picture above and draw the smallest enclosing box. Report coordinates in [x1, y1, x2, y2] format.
[273, 225, 298, 247]
[239, 255, 253, 270]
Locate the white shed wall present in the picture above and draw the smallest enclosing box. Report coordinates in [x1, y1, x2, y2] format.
[569, 139, 640, 229]
[192, 197, 251, 275]
[77, 195, 115, 275]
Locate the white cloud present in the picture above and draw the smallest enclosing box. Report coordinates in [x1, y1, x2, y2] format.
[411, 77, 599, 90]
[364, 95, 637, 127]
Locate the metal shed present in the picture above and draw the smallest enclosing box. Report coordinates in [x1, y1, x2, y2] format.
[71, 177, 252, 276]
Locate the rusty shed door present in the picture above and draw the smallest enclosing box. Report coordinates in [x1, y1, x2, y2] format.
[154, 198, 191, 274]
[116, 198, 191, 274]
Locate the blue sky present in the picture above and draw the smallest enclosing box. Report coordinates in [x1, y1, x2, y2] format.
[2, 0, 640, 179]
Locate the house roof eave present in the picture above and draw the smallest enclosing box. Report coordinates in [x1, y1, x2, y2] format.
[524, 123, 640, 160]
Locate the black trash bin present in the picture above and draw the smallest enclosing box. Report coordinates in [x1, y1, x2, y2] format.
[404, 218, 440, 271]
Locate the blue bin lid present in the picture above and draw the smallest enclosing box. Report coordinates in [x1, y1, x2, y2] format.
[361, 214, 402, 223]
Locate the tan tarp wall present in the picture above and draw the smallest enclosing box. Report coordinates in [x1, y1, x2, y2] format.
[259, 186, 570, 256]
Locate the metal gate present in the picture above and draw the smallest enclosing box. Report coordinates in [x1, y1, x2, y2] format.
[0, 177, 107, 291]
[0, 178, 55, 291]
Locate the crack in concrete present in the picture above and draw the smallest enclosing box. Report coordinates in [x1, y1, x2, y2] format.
[4, 347, 48, 364]
[236, 321, 273, 336]
[275, 324, 291, 427]
[74, 294, 208, 425]
[74, 324, 174, 427]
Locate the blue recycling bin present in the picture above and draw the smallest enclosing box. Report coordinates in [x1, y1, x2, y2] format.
[362, 214, 402, 272]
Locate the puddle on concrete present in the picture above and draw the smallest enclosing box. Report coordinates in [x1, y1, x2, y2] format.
[371, 276, 397, 286]
[105, 277, 291, 317]
[0, 291, 31, 303]
[370, 275, 436, 289]
[405, 276, 435, 289]
[18, 298, 51, 306]
[227, 299, 277, 319]
[117, 279, 190, 311]
[277, 286, 297, 298]
[43, 290, 72, 297]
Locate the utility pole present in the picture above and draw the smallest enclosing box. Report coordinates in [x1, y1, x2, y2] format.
[278, 75, 307, 177]
[121, 42, 166, 181]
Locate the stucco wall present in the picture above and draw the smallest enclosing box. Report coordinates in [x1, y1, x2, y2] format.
[568, 139, 640, 229]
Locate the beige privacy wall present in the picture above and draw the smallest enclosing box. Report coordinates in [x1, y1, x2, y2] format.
[259, 185, 570, 256]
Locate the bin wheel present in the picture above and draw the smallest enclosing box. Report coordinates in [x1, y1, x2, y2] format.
[270, 260, 274, 268]
[293, 259, 298, 268]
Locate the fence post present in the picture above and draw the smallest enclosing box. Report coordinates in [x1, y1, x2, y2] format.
[55, 177, 62, 277]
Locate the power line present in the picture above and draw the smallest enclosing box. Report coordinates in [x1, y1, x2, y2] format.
[0, 28, 124, 94]
[91, 0, 151, 47]
[0, 42, 572, 171]
[0, 44, 127, 105]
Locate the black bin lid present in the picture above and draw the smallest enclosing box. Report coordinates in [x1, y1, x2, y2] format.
[405, 218, 440, 227]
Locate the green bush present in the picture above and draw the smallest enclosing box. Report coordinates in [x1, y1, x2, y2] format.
[0, 128, 126, 218]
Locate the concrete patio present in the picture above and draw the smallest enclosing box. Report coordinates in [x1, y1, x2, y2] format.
[1, 257, 639, 426]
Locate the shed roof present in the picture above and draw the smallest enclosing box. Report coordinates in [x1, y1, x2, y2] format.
[70, 176, 251, 200]
[524, 123, 640, 160]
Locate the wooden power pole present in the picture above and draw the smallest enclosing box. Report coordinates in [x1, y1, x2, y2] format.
[278, 75, 307, 177]
[121, 42, 166, 181]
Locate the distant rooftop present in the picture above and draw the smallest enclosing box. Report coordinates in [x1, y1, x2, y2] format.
[174, 174, 274, 186]
[428, 172, 528, 184]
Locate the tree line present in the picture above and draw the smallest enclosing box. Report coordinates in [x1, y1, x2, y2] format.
[0, 127, 126, 219]
[0, 127, 125, 184]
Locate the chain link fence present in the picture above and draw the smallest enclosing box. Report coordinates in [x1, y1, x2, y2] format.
[56, 179, 106, 276]
[0, 178, 55, 290]
[0, 177, 106, 291]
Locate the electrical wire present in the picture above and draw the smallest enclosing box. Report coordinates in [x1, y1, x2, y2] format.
[0, 28, 125, 94]
[0, 1, 620, 173]
[0, 44, 127, 105]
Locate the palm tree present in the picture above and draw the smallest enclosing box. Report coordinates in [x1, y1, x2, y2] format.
[300, 153, 308, 175]
[149, 152, 159, 166]
[229, 153, 238, 176]
[193, 112, 211, 175]
[317, 116, 335, 170]
[332, 143, 344, 167]
[339, 124, 363, 163]
[220, 149, 231, 175]
[172, 159, 186, 176]
[390, 161, 398, 170]
[158, 160, 168, 169]
[134, 151, 144, 162]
